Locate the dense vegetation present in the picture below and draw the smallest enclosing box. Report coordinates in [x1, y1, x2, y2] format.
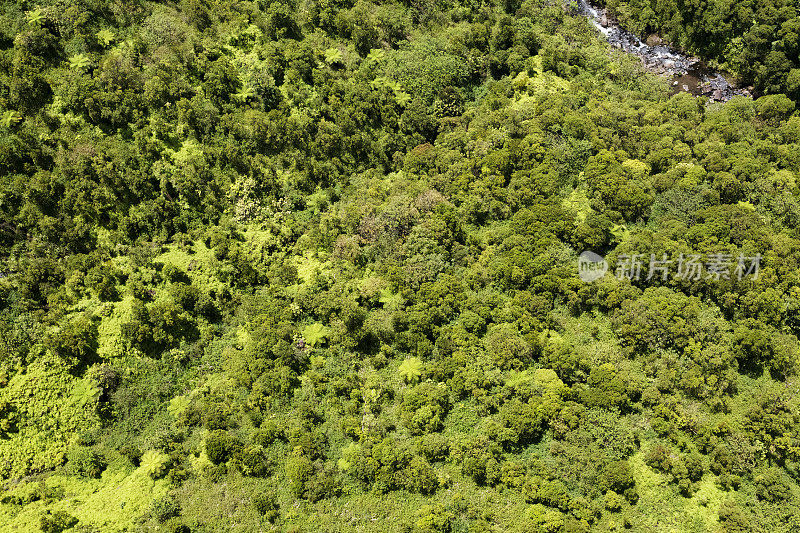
[0, 0, 799, 531]
[599, 0, 800, 97]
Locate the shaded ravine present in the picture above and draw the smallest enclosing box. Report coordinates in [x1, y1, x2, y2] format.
[573, 0, 753, 102]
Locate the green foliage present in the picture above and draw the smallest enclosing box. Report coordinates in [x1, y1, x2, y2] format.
[150, 495, 180, 522]
[718, 499, 752, 533]
[324, 48, 343, 66]
[121, 299, 197, 357]
[579, 363, 630, 410]
[412, 503, 453, 533]
[401, 382, 450, 435]
[1, 0, 800, 530]
[302, 322, 331, 347]
[366, 49, 385, 63]
[68, 54, 91, 72]
[25, 8, 45, 26]
[584, 150, 653, 221]
[452, 435, 502, 486]
[387, 35, 470, 103]
[602, 0, 800, 98]
[0, 351, 101, 480]
[284, 452, 314, 499]
[483, 323, 533, 370]
[205, 431, 239, 466]
[498, 398, 546, 445]
[612, 287, 723, 354]
[96, 29, 115, 47]
[140, 450, 170, 479]
[45, 314, 99, 369]
[522, 503, 564, 533]
[403, 455, 438, 494]
[600, 460, 637, 503]
[1, 111, 22, 128]
[65, 446, 107, 479]
[40, 510, 78, 533]
[236, 445, 272, 477]
[252, 492, 279, 522]
[398, 356, 423, 383]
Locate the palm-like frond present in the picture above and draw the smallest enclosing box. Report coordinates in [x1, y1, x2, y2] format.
[26, 8, 44, 25]
[1, 111, 22, 128]
[96, 29, 115, 46]
[69, 54, 91, 71]
[398, 357, 423, 383]
[324, 48, 343, 65]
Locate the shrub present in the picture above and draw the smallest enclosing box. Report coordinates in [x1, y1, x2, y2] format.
[205, 430, 239, 465]
[644, 445, 671, 474]
[403, 456, 438, 494]
[523, 504, 565, 533]
[45, 315, 99, 369]
[65, 446, 107, 478]
[151, 495, 180, 522]
[499, 398, 545, 445]
[202, 402, 233, 430]
[237, 445, 272, 477]
[253, 492, 279, 522]
[412, 503, 454, 533]
[754, 468, 792, 502]
[140, 449, 171, 479]
[415, 433, 449, 462]
[285, 453, 314, 498]
[401, 382, 450, 435]
[40, 510, 78, 533]
[162, 264, 190, 283]
[453, 436, 502, 486]
[253, 420, 282, 447]
[119, 444, 142, 466]
[169, 282, 199, 311]
[604, 490, 625, 512]
[718, 500, 752, 533]
[483, 323, 533, 369]
[535, 479, 570, 511]
[600, 460, 637, 503]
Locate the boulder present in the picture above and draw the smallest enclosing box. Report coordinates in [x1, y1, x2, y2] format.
[646, 34, 663, 47]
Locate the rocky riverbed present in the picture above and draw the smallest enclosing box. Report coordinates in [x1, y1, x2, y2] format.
[572, 0, 753, 102]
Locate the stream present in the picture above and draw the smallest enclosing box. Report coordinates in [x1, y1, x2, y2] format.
[572, 0, 753, 102]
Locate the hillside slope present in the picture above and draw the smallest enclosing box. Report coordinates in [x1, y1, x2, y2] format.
[0, 1, 799, 531]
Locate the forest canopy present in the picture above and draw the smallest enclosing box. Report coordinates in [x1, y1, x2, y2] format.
[0, 0, 799, 531]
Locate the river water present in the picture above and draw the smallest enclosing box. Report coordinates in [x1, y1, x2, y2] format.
[572, 0, 753, 102]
